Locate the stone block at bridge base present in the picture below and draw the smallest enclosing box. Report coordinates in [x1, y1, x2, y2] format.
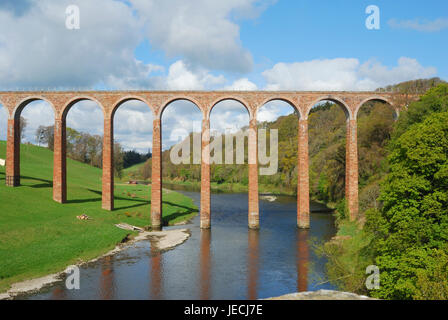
[248, 212, 260, 230]
[6, 176, 20, 187]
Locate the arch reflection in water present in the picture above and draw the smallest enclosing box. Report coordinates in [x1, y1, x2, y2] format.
[51, 286, 67, 300]
[247, 229, 259, 300]
[100, 255, 115, 299]
[296, 229, 310, 292]
[150, 244, 163, 299]
[200, 229, 211, 299]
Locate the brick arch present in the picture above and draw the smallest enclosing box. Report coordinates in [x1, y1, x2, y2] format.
[110, 96, 154, 119]
[305, 95, 352, 120]
[257, 97, 302, 119]
[158, 97, 203, 119]
[207, 97, 251, 120]
[61, 96, 106, 120]
[12, 96, 56, 120]
[354, 96, 398, 120]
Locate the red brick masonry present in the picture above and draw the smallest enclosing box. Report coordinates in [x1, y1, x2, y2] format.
[0, 91, 417, 229]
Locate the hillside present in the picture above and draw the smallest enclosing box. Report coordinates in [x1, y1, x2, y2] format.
[321, 83, 448, 300]
[0, 141, 197, 292]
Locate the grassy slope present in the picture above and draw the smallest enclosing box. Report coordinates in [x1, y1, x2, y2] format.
[0, 141, 197, 292]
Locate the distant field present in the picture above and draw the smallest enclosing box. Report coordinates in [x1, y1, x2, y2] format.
[0, 141, 197, 292]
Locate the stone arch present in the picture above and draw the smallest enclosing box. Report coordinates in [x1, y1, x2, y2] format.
[355, 96, 398, 120]
[110, 96, 154, 119]
[305, 96, 352, 120]
[208, 97, 251, 120]
[257, 97, 302, 119]
[12, 96, 56, 121]
[159, 97, 203, 119]
[61, 96, 106, 120]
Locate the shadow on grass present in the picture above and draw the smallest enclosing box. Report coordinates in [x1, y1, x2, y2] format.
[162, 200, 198, 225]
[82, 188, 151, 210]
[21, 176, 53, 188]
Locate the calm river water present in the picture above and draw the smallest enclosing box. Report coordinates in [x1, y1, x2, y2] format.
[21, 189, 336, 300]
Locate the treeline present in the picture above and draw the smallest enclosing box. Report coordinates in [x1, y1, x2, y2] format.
[322, 82, 448, 300]
[376, 77, 446, 93]
[35, 125, 150, 178]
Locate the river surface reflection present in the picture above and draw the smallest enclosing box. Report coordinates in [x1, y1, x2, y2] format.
[22, 191, 336, 300]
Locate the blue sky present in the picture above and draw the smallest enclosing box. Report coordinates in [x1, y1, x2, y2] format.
[132, 0, 448, 88]
[0, 0, 446, 151]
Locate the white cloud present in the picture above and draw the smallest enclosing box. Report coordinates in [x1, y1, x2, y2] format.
[210, 101, 250, 134]
[129, 0, 271, 73]
[66, 102, 104, 136]
[164, 61, 226, 90]
[0, 0, 153, 89]
[114, 101, 153, 152]
[223, 78, 258, 91]
[20, 101, 55, 144]
[388, 18, 448, 32]
[257, 102, 295, 122]
[262, 57, 437, 91]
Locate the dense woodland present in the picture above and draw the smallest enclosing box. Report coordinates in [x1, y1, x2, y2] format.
[321, 81, 448, 300]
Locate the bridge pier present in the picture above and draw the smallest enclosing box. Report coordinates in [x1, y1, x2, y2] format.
[248, 116, 259, 229]
[53, 118, 67, 203]
[346, 119, 359, 221]
[102, 117, 114, 211]
[151, 117, 162, 230]
[6, 118, 20, 187]
[297, 119, 310, 229]
[200, 117, 211, 229]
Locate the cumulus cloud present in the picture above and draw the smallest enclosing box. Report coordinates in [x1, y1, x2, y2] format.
[223, 78, 258, 91]
[257, 102, 295, 122]
[129, 0, 271, 73]
[164, 61, 226, 90]
[389, 18, 448, 32]
[262, 57, 437, 91]
[0, 0, 152, 89]
[210, 101, 250, 134]
[114, 101, 153, 152]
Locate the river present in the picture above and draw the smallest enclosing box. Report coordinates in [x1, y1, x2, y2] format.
[20, 189, 337, 300]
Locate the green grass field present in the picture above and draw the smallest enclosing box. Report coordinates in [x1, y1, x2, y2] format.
[0, 141, 197, 292]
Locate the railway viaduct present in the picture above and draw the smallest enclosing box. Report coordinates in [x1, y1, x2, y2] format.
[0, 91, 418, 230]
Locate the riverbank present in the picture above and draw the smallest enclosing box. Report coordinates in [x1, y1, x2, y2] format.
[0, 142, 198, 294]
[0, 228, 192, 300]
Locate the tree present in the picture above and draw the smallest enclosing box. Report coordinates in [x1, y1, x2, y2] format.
[114, 142, 124, 179]
[35, 125, 54, 149]
[19, 116, 27, 141]
[365, 109, 448, 300]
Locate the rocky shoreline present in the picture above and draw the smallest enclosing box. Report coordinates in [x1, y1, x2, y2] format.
[266, 290, 375, 300]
